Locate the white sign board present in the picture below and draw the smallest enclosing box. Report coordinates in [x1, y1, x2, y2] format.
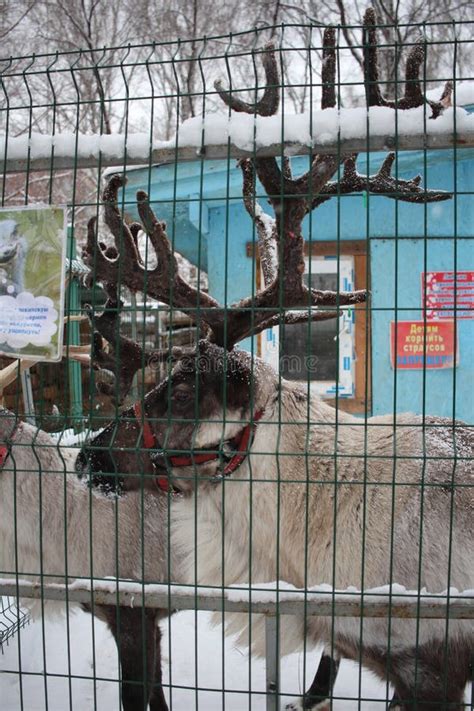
[0, 206, 67, 361]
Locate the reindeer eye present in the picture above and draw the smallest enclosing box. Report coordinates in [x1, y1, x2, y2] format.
[172, 385, 193, 403]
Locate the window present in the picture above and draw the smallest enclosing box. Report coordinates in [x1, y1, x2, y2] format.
[249, 240, 371, 414]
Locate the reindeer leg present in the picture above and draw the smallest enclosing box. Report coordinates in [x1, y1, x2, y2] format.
[302, 652, 340, 710]
[285, 651, 340, 711]
[101, 604, 168, 711]
[149, 622, 168, 711]
[387, 642, 470, 711]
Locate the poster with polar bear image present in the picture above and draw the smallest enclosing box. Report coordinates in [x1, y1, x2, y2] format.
[0, 206, 67, 360]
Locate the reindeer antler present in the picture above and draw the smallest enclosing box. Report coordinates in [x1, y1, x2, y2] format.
[215, 42, 280, 117]
[84, 213, 184, 404]
[84, 167, 359, 357]
[84, 296, 167, 404]
[209, 15, 453, 343]
[209, 32, 369, 346]
[237, 157, 344, 336]
[362, 7, 452, 116]
[83, 8, 454, 403]
[312, 153, 451, 207]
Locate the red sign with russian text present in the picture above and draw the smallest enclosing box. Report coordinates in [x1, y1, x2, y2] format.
[422, 271, 474, 320]
[390, 320, 458, 370]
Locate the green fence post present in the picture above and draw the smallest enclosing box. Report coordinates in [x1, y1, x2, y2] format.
[67, 226, 83, 432]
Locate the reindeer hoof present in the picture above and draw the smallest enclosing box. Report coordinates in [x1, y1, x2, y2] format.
[284, 700, 331, 711]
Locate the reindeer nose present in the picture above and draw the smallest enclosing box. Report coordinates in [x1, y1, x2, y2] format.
[150, 450, 169, 470]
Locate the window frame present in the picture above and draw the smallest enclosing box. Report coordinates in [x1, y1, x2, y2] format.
[246, 239, 371, 414]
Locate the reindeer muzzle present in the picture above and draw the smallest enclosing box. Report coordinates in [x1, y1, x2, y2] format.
[132, 401, 264, 493]
[75, 442, 122, 496]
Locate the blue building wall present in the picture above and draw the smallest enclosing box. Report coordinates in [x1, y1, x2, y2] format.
[371, 238, 473, 419]
[122, 148, 473, 422]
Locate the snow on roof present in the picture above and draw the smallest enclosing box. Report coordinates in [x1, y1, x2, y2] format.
[2, 83, 474, 167]
[0, 131, 151, 162]
[168, 104, 473, 153]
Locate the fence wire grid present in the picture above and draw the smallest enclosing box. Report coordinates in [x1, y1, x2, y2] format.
[0, 11, 473, 711]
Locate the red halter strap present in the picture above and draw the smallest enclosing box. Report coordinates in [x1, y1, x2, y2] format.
[0, 417, 21, 472]
[155, 476, 171, 493]
[168, 408, 264, 475]
[133, 402, 156, 449]
[133, 402, 172, 492]
[222, 408, 264, 475]
[132, 402, 264, 491]
[0, 445, 9, 469]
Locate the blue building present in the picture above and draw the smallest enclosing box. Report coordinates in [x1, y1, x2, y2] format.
[120, 137, 473, 423]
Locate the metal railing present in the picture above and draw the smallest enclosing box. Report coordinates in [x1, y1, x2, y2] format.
[0, 596, 30, 653]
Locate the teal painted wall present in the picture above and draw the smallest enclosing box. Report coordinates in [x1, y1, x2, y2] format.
[122, 148, 473, 421]
[371, 238, 473, 421]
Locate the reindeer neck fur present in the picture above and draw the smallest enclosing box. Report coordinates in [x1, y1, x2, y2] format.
[170, 379, 357, 588]
[171, 381, 473, 609]
[171, 383, 473, 660]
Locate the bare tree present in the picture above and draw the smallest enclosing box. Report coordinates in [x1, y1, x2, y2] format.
[0, 0, 469, 219]
[0, 1, 144, 226]
[0, 0, 36, 41]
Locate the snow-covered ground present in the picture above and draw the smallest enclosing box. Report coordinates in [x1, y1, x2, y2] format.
[0, 608, 393, 710]
[1, 606, 472, 709]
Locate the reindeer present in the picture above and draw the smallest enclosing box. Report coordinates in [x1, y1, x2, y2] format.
[77, 11, 473, 710]
[0, 409, 172, 711]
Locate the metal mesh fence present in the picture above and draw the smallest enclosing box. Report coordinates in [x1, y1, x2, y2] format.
[0, 597, 30, 652]
[0, 11, 473, 711]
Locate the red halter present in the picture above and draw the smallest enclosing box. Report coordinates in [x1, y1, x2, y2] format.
[0, 418, 21, 471]
[133, 402, 156, 449]
[0, 445, 10, 469]
[132, 402, 264, 492]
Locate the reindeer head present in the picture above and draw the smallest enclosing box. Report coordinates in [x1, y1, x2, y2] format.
[77, 9, 451, 495]
[76, 339, 280, 494]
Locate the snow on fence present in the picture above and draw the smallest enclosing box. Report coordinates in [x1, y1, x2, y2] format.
[1, 580, 473, 619]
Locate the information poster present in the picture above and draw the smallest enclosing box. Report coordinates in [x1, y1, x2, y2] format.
[0, 206, 67, 361]
[422, 271, 474, 320]
[390, 320, 458, 370]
